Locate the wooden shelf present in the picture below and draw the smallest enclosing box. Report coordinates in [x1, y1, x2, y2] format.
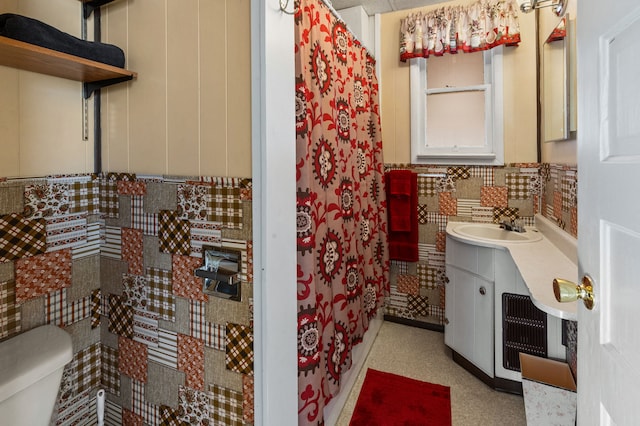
[0, 35, 136, 84]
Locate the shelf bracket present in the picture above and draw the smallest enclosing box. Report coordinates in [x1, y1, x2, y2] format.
[82, 0, 116, 19]
[83, 75, 133, 99]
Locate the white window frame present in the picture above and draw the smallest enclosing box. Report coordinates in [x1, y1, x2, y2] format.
[410, 46, 504, 165]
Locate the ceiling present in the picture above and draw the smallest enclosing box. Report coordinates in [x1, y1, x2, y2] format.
[329, 0, 450, 15]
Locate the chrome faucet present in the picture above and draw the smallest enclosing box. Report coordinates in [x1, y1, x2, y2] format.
[499, 217, 526, 233]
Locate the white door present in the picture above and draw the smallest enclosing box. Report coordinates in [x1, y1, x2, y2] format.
[578, 0, 640, 423]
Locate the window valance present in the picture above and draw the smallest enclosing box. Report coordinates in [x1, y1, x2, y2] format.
[399, 0, 521, 62]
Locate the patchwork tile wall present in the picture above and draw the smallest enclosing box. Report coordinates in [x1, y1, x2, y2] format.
[384, 163, 540, 326]
[539, 163, 579, 378]
[383, 161, 579, 377]
[0, 173, 254, 425]
[0, 175, 102, 425]
[0, 163, 579, 418]
[539, 163, 578, 238]
[383, 163, 578, 327]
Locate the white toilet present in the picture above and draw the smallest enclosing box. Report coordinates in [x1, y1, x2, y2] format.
[0, 325, 72, 426]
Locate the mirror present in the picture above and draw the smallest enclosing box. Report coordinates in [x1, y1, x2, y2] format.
[542, 15, 576, 142]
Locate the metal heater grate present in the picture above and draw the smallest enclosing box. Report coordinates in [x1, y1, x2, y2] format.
[502, 293, 548, 371]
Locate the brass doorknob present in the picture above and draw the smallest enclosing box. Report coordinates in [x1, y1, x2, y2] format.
[553, 275, 595, 310]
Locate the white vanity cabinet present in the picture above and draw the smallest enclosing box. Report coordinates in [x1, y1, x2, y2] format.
[445, 237, 495, 377]
[445, 231, 567, 391]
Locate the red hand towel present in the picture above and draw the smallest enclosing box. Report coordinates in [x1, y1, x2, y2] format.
[387, 170, 413, 232]
[389, 196, 412, 232]
[389, 173, 412, 195]
[385, 170, 419, 262]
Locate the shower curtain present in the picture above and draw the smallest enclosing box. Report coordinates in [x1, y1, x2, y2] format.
[294, 0, 390, 424]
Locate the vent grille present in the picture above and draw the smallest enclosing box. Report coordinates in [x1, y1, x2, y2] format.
[502, 293, 547, 371]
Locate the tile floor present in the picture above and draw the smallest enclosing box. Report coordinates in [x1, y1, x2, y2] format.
[336, 321, 527, 425]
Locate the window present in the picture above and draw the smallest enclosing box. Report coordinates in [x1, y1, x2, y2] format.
[410, 46, 504, 165]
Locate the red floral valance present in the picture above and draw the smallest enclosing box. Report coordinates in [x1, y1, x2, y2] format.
[400, 0, 521, 62]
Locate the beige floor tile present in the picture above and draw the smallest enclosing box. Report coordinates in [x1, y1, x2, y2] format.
[336, 321, 526, 426]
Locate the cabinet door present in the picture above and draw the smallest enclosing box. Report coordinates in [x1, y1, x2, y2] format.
[445, 265, 472, 354]
[445, 265, 494, 377]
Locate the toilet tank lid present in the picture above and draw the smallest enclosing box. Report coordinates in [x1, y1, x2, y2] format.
[0, 325, 73, 403]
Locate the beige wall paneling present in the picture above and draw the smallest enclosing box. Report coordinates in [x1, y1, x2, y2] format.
[0, 61, 19, 178]
[199, 0, 228, 176]
[102, 0, 251, 176]
[503, 12, 537, 162]
[102, 0, 131, 172]
[380, 9, 411, 164]
[126, 0, 167, 174]
[20, 0, 93, 176]
[541, 133, 576, 164]
[379, 2, 538, 165]
[1, 0, 93, 177]
[19, 74, 88, 176]
[0, 0, 19, 177]
[224, 0, 251, 177]
[167, 0, 199, 176]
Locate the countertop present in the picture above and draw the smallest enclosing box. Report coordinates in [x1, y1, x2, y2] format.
[446, 214, 578, 321]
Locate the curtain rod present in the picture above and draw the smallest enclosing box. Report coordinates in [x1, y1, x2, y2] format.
[280, 0, 376, 60]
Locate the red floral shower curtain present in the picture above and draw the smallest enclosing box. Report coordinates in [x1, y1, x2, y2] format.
[294, 0, 389, 424]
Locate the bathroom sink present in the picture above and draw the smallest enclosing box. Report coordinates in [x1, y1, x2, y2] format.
[449, 223, 542, 243]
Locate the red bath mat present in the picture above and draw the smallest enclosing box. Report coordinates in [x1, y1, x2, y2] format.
[349, 368, 452, 426]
